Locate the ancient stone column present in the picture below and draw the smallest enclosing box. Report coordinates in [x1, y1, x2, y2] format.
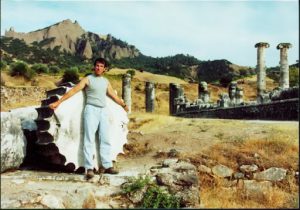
[198, 81, 210, 103]
[235, 87, 244, 104]
[198, 81, 207, 98]
[145, 81, 155, 113]
[219, 93, 230, 108]
[169, 83, 181, 115]
[277, 43, 292, 89]
[255, 42, 270, 102]
[122, 73, 131, 113]
[228, 81, 237, 105]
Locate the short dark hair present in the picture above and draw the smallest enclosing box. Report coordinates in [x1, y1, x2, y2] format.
[93, 57, 109, 67]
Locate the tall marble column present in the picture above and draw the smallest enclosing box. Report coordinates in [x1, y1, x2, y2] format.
[169, 83, 181, 115]
[145, 81, 155, 112]
[255, 42, 270, 102]
[122, 73, 131, 113]
[228, 81, 237, 105]
[277, 43, 292, 89]
[198, 81, 210, 103]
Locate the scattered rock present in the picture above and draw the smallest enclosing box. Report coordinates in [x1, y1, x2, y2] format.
[177, 187, 200, 207]
[126, 185, 148, 204]
[240, 164, 258, 173]
[198, 165, 212, 174]
[243, 180, 272, 199]
[155, 160, 200, 207]
[175, 174, 198, 188]
[171, 161, 197, 172]
[40, 194, 64, 209]
[212, 164, 233, 178]
[253, 167, 287, 181]
[233, 172, 245, 179]
[168, 149, 179, 157]
[162, 158, 178, 167]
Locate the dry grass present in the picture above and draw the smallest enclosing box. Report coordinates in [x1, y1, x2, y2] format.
[186, 133, 299, 208]
[108, 68, 187, 85]
[1, 71, 59, 88]
[200, 184, 298, 208]
[123, 138, 152, 158]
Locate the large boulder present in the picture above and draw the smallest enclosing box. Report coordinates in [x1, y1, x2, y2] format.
[1, 106, 38, 173]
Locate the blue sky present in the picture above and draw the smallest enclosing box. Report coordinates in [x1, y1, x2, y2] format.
[1, 0, 299, 68]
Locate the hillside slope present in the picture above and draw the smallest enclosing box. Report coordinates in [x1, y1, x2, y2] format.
[1, 69, 278, 113]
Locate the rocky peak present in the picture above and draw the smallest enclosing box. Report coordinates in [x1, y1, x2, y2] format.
[4, 19, 141, 60]
[4, 19, 85, 50]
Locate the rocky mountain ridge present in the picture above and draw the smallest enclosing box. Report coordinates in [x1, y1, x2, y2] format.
[4, 19, 140, 60]
[2, 19, 259, 83]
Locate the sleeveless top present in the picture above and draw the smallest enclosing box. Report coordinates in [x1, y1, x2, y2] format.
[85, 74, 109, 107]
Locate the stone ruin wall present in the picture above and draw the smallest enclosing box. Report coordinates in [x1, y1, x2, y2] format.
[168, 42, 299, 121]
[170, 81, 299, 121]
[176, 98, 299, 120]
[1, 86, 48, 110]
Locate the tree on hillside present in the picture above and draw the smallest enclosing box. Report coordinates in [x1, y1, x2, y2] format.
[197, 59, 233, 83]
[219, 74, 233, 87]
[126, 69, 135, 78]
[49, 65, 60, 74]
[0, 60, 7, 71]
[9, 61, 36, 80]
[31, 63, 49, 74]
[289, 67, 299, 87]
[62, 68, 79, 83]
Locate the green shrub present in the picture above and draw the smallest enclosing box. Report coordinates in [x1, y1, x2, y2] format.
[289, 67, 299, 87]
[9, 61, 36, 80]
[26, 68, 37, 80]
[0, 60, 7, 71]
[219, 74, 233, 87]
[62, 68, 79, 83]
[31, 63, 49, 74]
[126, 69, 136, 78]
[239, 69, 250, 77]
[122, 175, 180, 208]
[49, 65, 60, 74]
[79, 64, 92, 74]
[122, 176, 151, 194]
[142, 185, 180, 208]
